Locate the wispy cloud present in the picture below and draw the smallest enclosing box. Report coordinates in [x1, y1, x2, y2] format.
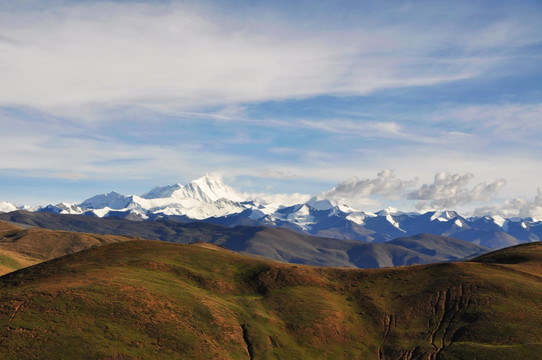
[439, 104, 542, 141]
[0, 1, 532, 117]
[300, 120, 402, 137]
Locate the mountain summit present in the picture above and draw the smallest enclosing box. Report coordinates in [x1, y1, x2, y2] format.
[75, 175, 246, 220]
[142, 174, 244, 203]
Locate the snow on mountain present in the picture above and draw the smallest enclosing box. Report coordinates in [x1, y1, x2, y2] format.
[38, 202, 83, 215]
[376, 207, 400, 216]
[142, 174, 244, 203]
[76, 175, 248, 220]
[56, 202, 83, 214]
[0, 201, 17, 213]
[145, 196, 245, 220]
[430, 210, 459, 222]
[345, 212, 371, 225]
[281, 204, 315, 228]
[306, 197, 334, 211]
[385, 213, 404, 231]
[80, 191, 132, 210]
[181, 175, 245, 202]
[5, 174, 542, 249]
[491, 215, 506, 228]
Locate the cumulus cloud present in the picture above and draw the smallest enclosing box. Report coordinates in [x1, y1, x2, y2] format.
[407, 172, 507, 210]
[321, 169, 418, 207]
[474, 188, 542, 219]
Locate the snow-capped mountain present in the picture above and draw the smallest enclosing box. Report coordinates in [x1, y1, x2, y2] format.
[5, 174, 542, 249]
[49, 175, 248, 220]
[80, 191, 132, 210]
[142, 175, 244, 203]
[0, 201, 18, 213]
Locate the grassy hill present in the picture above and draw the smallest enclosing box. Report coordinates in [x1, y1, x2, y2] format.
[0, 221, 139, 276]
[0, 239, 540, 359]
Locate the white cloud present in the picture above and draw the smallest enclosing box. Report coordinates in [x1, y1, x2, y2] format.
[474, 188, 542, 219]
[441, 104, 542, 139]
[295, 118, 457, 144]
[300, 120, 403, 137]
[0, 1, 525, 117]
[407, 172, 507, 210]
[0, 130, 246, 182]
[320, 169, 418, 208]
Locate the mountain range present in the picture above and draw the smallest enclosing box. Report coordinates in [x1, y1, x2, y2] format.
[2, 175, 540, 250]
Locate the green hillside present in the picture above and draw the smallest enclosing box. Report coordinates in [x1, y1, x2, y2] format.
[0, 240, 541, 359]
[0, 221, 139, 276]
[0, 241, 542, 360]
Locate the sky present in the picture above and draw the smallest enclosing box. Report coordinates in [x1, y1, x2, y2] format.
[1, 0, 542, 217]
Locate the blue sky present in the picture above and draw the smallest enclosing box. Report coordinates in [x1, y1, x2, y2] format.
[1, 0, 542, 216]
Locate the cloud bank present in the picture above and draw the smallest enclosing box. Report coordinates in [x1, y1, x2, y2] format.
[318, 170, 509, 212]
[474, 188, 542, 219]
[407, 172, 507, 210]
[324, 169, 417, 198]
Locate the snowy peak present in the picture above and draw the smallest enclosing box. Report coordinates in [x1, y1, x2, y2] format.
[306, 197, 334, 211]
[177, 175, 243, 202]
[80, 191, 132, 210]
[71, 175, 249, 220]
[430, 210, 458, 222]
[142, 175, 243, 203]
[376, 207, 400, 216]
[38, 202, 83, 215]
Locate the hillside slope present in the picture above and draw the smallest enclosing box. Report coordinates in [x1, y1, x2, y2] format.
[0, 221, 139, 276]
[0, 240, 540, 359]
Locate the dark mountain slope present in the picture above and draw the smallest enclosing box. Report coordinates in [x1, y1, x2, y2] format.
[389, 233, 490, 261]
[452, 229, 522, 249]
[0, 241, 540, 359]
[0, 212, 490, 268]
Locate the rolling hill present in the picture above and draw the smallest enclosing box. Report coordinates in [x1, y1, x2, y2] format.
[0, 240, 541, 359]
[0, 221, 140, 276]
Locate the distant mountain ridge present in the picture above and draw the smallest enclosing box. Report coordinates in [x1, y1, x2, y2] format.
[0, 215, 489, 269]
[2, 174, 542, 249]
